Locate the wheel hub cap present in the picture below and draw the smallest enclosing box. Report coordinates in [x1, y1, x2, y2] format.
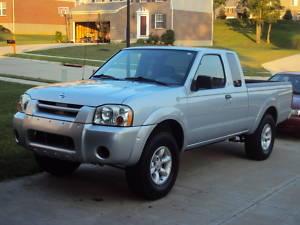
[261, 124, 272, 152]
[150, 146, 172, 185]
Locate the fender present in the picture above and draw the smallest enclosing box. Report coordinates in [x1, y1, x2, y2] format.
[249, 97, 277, 134]
[127, 107, 188, 165]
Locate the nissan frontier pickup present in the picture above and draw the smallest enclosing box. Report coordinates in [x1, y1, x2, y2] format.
[13, 47, 292, 200]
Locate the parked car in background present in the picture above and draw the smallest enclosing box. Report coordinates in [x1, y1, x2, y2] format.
[269, 72, 300, 132]
[13, 47, 292, 200]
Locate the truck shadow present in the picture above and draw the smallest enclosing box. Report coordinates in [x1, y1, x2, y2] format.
[22, 142, 249, 202]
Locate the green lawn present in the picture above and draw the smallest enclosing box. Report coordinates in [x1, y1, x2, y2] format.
[8, 20, 300, 76]
[12, 43, 125, 67]
[0, 81, 40, 181]
[214, 20, 300, 76]
[0, 33, 57, 46]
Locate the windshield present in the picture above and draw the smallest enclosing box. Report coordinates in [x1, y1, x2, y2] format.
[270, 74, 300, 94]
[92, 49, 197, 86]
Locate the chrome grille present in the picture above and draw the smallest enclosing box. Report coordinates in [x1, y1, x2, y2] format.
[37, 100, 82, 117]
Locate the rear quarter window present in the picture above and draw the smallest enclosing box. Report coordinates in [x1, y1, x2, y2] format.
[226, 53, 243, 87]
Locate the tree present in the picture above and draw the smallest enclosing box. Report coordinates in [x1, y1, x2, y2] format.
[283, 9, 293, 20]
[264, 0, 281, 44]
[248, 0, 282, 44]
[214, 0, 226, 19]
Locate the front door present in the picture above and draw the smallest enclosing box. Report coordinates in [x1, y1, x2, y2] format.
[186, 54, 232, 146]
[140, 16, 147, 36]
[137, 10, 149, 39]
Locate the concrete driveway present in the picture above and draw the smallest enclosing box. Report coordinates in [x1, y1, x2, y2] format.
[263, 54, 300, 74]
[0, 136, 299, 225]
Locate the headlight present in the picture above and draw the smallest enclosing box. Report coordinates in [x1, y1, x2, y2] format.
[17, 94, 31, 113]
[94, 105, 133, 127]
[291, 109, 300, 117]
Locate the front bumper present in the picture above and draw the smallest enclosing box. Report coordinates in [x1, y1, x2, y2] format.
[13, 113, 155, 166]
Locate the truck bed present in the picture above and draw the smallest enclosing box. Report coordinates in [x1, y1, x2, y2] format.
[246, 80, 292, 132]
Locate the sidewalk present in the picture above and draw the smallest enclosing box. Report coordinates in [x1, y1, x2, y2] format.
[0, 76, 48, 86]
[263, 54, 300, 74]
[0, 43, 94, 56]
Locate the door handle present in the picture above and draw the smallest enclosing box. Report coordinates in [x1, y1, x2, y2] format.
[225, 94, 232, 100]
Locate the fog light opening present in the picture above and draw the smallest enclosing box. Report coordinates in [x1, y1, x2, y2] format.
[97, 147, 110, 159]
[14, 130, 20, 144]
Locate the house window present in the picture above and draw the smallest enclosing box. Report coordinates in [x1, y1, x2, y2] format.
[58, 7, 69, 16]
[0, 2, 6, 16]
[154, 13, 166, 29]
[292, 0, 298, 6]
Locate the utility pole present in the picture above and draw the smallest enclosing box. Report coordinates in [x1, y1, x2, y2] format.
[12, 0, 15, 39]
[126, 0, 130, 47]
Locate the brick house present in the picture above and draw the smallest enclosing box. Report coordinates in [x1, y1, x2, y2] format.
[224, 0, 239, 19]
[69, 0, 213, 46]
[0, 0, 75, 35]
[281, 0, 300, 20]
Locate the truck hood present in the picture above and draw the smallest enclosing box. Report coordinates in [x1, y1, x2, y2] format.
[27, 80, 170, 107]
[292, 94, 300, 109]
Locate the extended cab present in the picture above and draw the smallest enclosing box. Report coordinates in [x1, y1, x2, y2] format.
[13, 47, 292, 200]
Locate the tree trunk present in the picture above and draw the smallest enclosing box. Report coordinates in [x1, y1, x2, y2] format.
[267, 23, 272, 44]
[256, 22, 261, 44]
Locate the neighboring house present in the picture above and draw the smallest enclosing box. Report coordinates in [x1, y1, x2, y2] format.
[224, 0, 239, 19]
[0, 0, 75, 35]
[281, 0, 300, 20]
[69, 0, 213, 46]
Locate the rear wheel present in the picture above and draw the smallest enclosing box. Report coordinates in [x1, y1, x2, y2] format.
[126, 132, 179, 200]
[245, 114, 276, 161]
[35, 154, 80, 177]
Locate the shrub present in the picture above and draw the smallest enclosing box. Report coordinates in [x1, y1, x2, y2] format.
[217, 8, 227, 20]
[292, 37, 300, 49]
[0, 25, 11, 33]
[55, 31, 63, 43]
[161, 29, 175, 45]
[146, 33, 160, 44]
[136, 38, 145, 45]
[283, 10, 293, 20]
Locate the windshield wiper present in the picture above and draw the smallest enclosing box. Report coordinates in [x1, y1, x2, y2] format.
[92, 74, 121, 80]
[125, 76, 168, 86]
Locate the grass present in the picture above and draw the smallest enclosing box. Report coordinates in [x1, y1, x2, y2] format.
[0, 81, 40, 181]
[213, 20, 300, 76]
[11, 43, 125, 67]
[0, 33, 57, 46]
[11, 20, 300, 76]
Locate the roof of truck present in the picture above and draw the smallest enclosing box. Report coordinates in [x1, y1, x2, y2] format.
[125, 46, 235, 54]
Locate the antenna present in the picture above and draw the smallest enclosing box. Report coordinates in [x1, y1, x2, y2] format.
[82, 42, 87, 80]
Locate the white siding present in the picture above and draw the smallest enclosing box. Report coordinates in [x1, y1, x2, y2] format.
[172, 0, 213, 13]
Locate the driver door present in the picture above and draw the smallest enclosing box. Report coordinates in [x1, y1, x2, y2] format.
[186, 54, 233, 146]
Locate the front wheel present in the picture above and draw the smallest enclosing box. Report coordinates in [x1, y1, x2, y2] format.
[126, 132, 179, 200]
[35, 154, 81, 177]
[245, 114, 276, 161]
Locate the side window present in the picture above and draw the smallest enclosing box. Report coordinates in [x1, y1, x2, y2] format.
[227, 53, 242, 87]
[194, 55, 226, 90]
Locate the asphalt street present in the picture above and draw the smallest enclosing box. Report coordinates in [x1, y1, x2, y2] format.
[0, 135, 299, 225]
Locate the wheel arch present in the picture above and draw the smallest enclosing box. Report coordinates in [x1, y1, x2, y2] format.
[250, 105, 278, 134]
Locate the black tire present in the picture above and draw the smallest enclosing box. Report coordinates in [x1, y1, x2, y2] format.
[35, 154, 80, 177]
[126, 132, 180, 200]
[245, 114, 276, 161]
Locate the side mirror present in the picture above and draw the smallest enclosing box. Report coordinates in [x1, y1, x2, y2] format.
[191, 75, 213, 91]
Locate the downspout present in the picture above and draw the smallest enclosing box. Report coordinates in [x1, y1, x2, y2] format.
[211, 0, 214, 46]
[170, 0, 174, 30]
[12, 0, 15, 37]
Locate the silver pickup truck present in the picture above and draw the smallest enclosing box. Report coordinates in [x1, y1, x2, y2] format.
[13, 47, 292, 200]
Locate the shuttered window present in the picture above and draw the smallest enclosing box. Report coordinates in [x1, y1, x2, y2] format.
[152, 13, 166, 29]
[0, 2, 6, 16]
